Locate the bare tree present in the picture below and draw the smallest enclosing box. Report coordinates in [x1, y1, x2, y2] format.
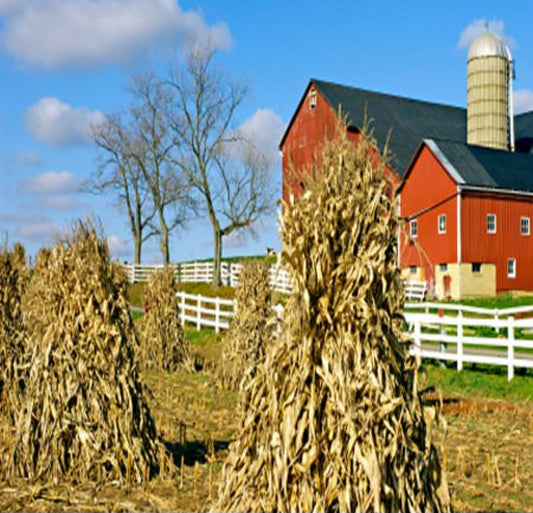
[166, 47, 274, 287]
[89, 114, 156, 265]
[129, 73, 193, 265]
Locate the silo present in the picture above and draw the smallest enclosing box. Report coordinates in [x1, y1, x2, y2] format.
[467, 31, 514, 151]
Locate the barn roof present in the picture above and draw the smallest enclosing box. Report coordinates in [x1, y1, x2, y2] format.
[424, 139, 533, 194]
[311, 79, 466, 177]
[280, 78, 533, 178]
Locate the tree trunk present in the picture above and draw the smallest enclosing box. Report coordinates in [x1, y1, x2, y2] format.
[212, 226, 222, 288]
[134, 234, 142, 265]
[160, 219, 170, 265]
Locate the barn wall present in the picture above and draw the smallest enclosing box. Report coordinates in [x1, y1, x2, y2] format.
[462, 191, 533, 292]
[281, 85, 338, 205]
[281, 83, 400, 205]
[399, 145, 458, 290]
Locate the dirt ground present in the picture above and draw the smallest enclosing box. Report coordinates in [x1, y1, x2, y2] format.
[0, 353, 532, 512]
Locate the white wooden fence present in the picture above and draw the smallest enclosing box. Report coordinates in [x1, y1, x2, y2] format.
[404, 281, 427, 301]
[404, 302, 533, 380]
[176, 291, 235, 333]
[173, 294, 533, 380]
[123, 262, 294, 294]
[176, 291, 284, 334]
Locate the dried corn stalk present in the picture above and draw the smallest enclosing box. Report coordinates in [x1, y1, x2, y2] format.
[215, 123, 450, 512]
[141, 267, 192, 372]
[8, 221, 162, 484]
[217, 260, 274, 390]
[0, 242, 30, 424]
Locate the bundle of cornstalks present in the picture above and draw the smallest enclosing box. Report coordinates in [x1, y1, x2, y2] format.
[8, 221, 162, 484]
[217, 260, 274, 391]
[141, 266, 192, 372]
[215, 123, 450, 512]
[0, 242, 30, 423]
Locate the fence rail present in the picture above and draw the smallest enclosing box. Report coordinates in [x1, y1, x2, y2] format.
[123, 262, 294, 294]
[174, 293, 533, 380]
[176, 291, 235, 333]
[405, 310, 533, 381]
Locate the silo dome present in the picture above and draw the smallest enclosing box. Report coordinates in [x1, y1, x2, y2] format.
[468, 31, 512, 61]
[467, 30, 514, 151]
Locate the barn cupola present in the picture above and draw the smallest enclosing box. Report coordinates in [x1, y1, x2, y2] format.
[467, 30, 515, 151]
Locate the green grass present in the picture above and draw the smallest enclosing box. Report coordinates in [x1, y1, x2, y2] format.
[422, 362, 533, 403]
[451, 293, 533, 310]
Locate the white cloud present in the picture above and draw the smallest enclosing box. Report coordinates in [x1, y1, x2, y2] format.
[37, 196, 79, 211]
[16, 150, 42, 167]
[18, 171, 81, 195]
[514, 90, 533, 115]
[1, 0, 233, 69]
[25, 97, 105, 146]
[0, 213, 64, 242]
[457, 19, 515, 50]
[234, 108, 286, 165]
[107, 234, 129, 257]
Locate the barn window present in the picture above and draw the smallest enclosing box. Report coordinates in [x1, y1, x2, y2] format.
[439, 263, 448, 271]
[507, 258, 516, 278]
[487, 214, 497, 234]
[521, 217, 530, 236]
[438, 214, 446, 234]
[472, 262, 481, 273]
[409, 265, 417, 275]
[308, 90, 317, 109]
[409, 219, 418, 238]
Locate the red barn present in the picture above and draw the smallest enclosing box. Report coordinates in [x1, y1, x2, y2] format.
[280, 31, 533, 299]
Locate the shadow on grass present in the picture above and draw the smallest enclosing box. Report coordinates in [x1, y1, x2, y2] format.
[163, 439, 231, 467]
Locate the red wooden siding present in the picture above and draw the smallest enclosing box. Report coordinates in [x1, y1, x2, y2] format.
[281, 85, 338, 204]
[399, 146, 458, 286]
[281, 83, 400, 205]
[461, 192, 533, 291]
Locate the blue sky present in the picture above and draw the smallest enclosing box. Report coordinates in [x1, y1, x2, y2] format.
[1, 0, 532, 264]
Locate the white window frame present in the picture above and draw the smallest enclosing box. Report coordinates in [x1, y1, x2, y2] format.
[521, 216, 530, 236]
[507, 258, 516, 279]
[438, 214, 446, 234]
[409, 219, 418, 238]
[487, 213, 497, 234]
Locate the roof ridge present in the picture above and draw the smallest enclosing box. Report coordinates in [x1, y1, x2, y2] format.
[312, 78, 465, 112]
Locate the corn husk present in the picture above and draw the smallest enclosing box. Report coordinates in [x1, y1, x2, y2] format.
[0, 242, 30, 424]
[7, 221, 162, 484]
[215, 122, 451, 512]
[217, 260, 274, 391]
[140, 266, 192, 372]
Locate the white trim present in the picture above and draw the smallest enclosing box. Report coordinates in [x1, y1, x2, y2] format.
[457, 187, 462, 263]
[507, 258, 516, 279]
[521, 216, 530, 236]
[424, 139, 465, 184]
[487, 213, 497, 234]
[461, 184, 533, 198]
[409, 219, 418, 238]
[438, 214, 447, 234]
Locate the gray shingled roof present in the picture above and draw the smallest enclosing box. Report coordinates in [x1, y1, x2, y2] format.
[305, 79, 533, 178]
[428, 139, 533, 193]
[313, 79, 466, 177]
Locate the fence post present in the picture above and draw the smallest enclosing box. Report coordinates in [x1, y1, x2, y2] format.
[495, 308, 500, 334]
[274, 303, 283, 334]
[196, 295, 202, 331]
[177, 292, 184, 325]
[413, 318, 421, 361]
[215, 296, 220, 334]
[508, 316, 515, 381]
[457, 310, 463, 372]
